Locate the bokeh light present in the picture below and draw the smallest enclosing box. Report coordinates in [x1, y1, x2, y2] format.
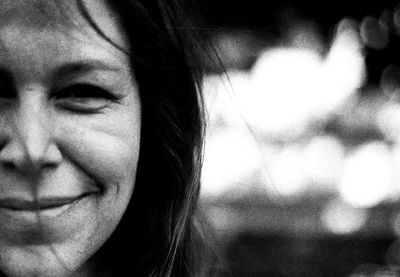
[390, 143, 400, 199]
[360, 16, 389, 50]
[198, 2, 400, 276]
[393, 5, 400, 34]
[303, 135, 345, 190]
[206, 205, 243, 234]
[243, 18, 364, 139]
[381, 65, 400, 102]
[321, 198, 368, 235]
[376, 102, 400, 142]
[201, 127, 263, 198]
[268, 144, 307, 197]
[339, 142, 394, 208]
[287, 19, 324, 53]
[247, 47, 324, 138]
[322, 18, 366, 111]
[203, 71, 252, 129]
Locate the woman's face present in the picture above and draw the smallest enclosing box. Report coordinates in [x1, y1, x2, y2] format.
[0, 0, 140, 276]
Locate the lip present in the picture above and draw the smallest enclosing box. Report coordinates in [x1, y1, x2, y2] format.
[0, 196, 85, 211]
[0, 194, 91, 211]
[0, 192, 96, 243]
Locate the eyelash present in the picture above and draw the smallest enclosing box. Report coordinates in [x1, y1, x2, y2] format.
[0, 83, 119, 113]
[55, 84, 115, 99]
[54, 84, 119, 113]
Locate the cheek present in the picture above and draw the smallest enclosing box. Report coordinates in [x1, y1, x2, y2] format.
[58, 115, 141, 196]
[54, 114, 141, 251]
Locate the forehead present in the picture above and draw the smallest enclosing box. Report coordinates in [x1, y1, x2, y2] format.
[0, 0, 128, 51]
[0, 0, 131, 81]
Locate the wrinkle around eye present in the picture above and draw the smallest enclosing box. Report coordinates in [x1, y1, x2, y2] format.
[52, 83, 123, 114]
[55, 98, 111, 114]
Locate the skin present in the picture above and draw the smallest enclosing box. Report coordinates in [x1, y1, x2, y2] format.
[0, 0, 141, 276]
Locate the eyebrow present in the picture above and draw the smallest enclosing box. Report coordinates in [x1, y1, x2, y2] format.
[54, 59, 123, 80]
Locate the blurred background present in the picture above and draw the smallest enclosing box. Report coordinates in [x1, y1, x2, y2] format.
[197, 1, 400, 276]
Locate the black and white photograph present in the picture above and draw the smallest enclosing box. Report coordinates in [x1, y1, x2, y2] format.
[1, 0, 400, 276]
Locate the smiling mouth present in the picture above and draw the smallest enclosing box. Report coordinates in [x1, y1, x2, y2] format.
[0, 194, 90, 211]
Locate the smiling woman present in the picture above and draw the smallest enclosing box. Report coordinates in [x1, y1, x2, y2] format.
[0, 0, 208, 276]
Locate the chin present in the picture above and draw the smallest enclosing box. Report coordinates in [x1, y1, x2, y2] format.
[1, 265, 74, 277]
[1, 263, 75, 277]
[0, 246, 95, 277]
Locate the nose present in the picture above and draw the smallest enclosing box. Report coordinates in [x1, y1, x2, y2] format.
[0, 91, 62, 174]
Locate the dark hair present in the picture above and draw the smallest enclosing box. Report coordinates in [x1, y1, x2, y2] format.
[78, 0, 212, 276]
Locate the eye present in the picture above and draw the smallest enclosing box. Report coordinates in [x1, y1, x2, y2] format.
[0, 81, 15, 100]
[0, 84, 15, 111]
[53, 84, 118, 113]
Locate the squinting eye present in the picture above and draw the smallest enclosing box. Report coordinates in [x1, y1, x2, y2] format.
[0, 82, 15, 100]
[54, 84, 118, 113]
[0, 71, 15, 100]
